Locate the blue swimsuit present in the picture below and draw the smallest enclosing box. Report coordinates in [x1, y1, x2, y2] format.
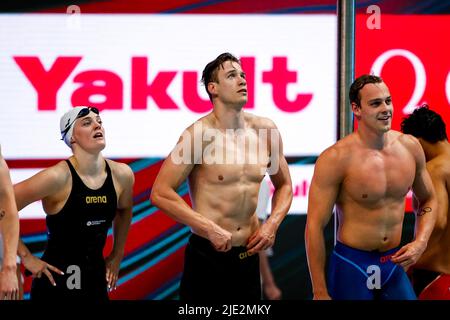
[328, 241, 417, 300]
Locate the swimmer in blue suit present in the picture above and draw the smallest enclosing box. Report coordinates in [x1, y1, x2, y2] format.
[305, 74, 437, 300]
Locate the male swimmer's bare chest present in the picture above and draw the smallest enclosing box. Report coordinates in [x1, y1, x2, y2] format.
[197, 127, 269, 184]
[189, 130, 268, 221]
[341, 148, 415, 205]
[192, 159, 266, 189]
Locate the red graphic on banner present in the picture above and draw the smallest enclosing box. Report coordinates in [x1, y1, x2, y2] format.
[356, 15, 450, 135]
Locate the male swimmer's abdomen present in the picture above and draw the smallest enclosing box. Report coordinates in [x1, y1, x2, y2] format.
[230, 228, 253, 247]
[202, 210, 259, 247]
[229, 215, 259, 247]
[338, 220, 403, 251]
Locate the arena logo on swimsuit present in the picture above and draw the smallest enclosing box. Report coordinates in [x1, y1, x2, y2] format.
[85, 195, 107, 204]
[13, 56, 313, 113]
[239, 251, 255, 260]
[380, 254, 394, 264]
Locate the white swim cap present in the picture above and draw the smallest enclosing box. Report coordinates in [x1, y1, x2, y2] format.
[60, 106, 94, 147]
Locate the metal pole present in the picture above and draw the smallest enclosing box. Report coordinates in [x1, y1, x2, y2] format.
[338, 0, 355, 139]
[335, 0, 355, 244]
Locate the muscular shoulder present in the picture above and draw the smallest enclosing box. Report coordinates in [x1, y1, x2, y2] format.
[397, 132, 424, 159]
[315, 134, 357, 176]
[20, 160, 71, 191]
[427, 154, 450, 180]
[245, 113, 277, 130]
[178, 115, 214, 141]
[189, 114, 212, 130]
[48, 160, 71, 183]
[106, 160, 135, 187]
[318, 138, 350, 166]
[324, 133, 357, 160]
[311, 144, 346, 187]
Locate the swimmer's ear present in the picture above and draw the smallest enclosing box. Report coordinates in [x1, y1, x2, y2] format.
[351, 102, 362, 120]
[208, 82, 218, 97]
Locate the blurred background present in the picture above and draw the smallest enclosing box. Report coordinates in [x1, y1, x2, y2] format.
[1, 0, 449, 299]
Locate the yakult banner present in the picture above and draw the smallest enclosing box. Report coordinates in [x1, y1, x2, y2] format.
[0, 14, 337, 159]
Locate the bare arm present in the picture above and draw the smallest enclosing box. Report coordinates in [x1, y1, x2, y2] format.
[412, 161, 448, 254]
[412, 157, 437, 244]
[0, 146, 19, 299]
[106, 162, 134, 290]
[14, 163, 66, 283]
[259, 250, 282, 300]
[151, 125, 233, 251]
[14, 162, 67, 212]
[247, 122, 293, 254]
[392, 137, 437, 269]
[268, 127, 293, 228]
[426, 163, 449, 233]
[305, 147, 343, 300]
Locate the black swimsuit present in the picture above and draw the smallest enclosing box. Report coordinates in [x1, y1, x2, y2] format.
[180, 233, 261, 301]
[31, 160, 117, 300]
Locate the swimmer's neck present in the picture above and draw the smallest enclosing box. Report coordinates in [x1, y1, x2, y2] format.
[211, 105, 245, 130]
[356, 126, 390, 150]
[69, 152, 104, 176]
